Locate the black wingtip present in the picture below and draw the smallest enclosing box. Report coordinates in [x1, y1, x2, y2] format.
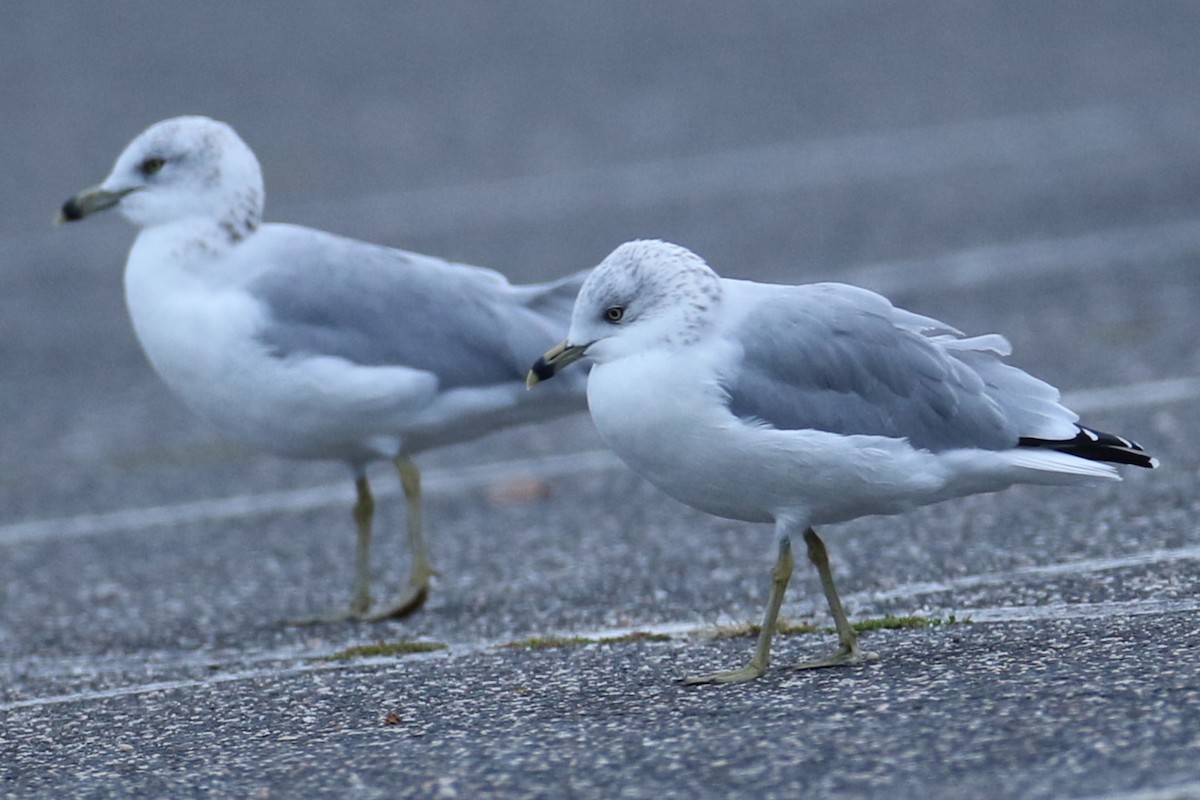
[1019, 425, 1158, 469]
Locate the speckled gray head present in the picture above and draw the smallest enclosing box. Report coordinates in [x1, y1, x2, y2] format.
[571, 239, 724, 353]
[527, 240, 724, 385]
[57, 115, 264, 241]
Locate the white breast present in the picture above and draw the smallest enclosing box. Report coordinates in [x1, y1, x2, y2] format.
[585, 344, 955, 527]
[123, 226, 411, 462]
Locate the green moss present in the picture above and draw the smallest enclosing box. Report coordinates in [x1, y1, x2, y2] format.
[598, 631, 673, 645]
[506, 635, 596, 650]
[850, 614, 971, 633]
[323, 640, 448, 662]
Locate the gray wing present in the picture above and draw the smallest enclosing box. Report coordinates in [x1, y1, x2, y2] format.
[725, 282, 1075, 452]
[248, 226, 584, 390]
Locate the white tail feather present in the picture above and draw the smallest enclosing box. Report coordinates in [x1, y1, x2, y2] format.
[1002, 449, 1120, 483]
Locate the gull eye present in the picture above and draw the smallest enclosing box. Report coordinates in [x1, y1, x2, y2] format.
[604, 306, 625, 323]
[140, 157, 166, 176]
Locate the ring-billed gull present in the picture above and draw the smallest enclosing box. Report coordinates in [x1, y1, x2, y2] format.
[57, 115, 587, 622]
[528, 239, 1157, 684]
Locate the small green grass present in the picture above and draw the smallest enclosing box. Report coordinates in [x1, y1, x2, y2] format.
[850, 614, 971, 633]
[598, 631, 673, 645]
[323, 640, 448, 662]
[505, 635, 596, 650]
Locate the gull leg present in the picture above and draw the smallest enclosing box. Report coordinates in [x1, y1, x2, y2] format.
[684, 533, 795, 685]
[350, 475, 375, 616]
[362, 456, 438, 620]
[793, 527, 877, 670]
[287, 474, 374, 625]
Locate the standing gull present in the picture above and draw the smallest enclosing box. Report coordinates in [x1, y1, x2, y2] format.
[57, 115, 587, 622]
[528, 239, 1157, 684]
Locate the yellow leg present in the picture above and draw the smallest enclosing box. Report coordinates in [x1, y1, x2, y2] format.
[361, 456, 438, 620]
[792, 528, 877, 670]
[350, 475, 375, 616]
[285, 473, 376, 626]
[684, 534, 795, 685]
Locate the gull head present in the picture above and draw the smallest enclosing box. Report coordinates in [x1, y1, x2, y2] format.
[57, 116, 264, 239]
[528, 239, 723, 386]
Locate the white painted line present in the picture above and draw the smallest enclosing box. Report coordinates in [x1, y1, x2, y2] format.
[846, 544, 1200, 608]
[956, 598, 1200, 624]
[0, 653, 443, 713]
[838, 218, 1200, 295]
[1, 367, 1195, 548]
[0, 449, 621, 546]
[22, 101, 1200, 322]
[11, 542, 1192, 690]
[19, 103, 1154, 264]
[288, 104, 1160, 235]
[0, 641, 323, 681]
[3, 593, 1194, 713]
[1063, 376, 1200, 415]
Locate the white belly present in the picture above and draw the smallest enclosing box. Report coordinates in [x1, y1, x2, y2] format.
[121, 235, 580, 464]
[585, 354, 953, 527]
[123, 241, 408, 462]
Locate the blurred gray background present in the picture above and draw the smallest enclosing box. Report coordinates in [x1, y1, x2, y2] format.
[3, 2, 1200, 798]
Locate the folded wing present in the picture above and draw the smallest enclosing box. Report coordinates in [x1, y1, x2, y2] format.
[723, 282, 1080, 453]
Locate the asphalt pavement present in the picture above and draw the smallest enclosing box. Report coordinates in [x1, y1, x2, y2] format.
[3, 2, 1200, 798]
